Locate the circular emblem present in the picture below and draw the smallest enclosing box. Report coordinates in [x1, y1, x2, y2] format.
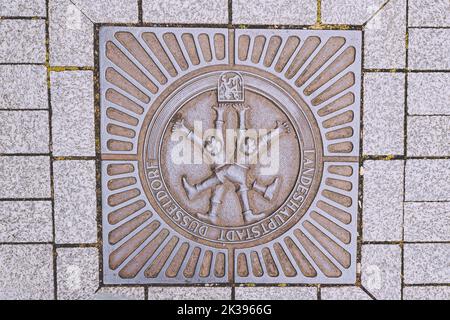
[139, 67, 323, 248]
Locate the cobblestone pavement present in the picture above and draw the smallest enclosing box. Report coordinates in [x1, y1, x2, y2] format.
[0, 0, 449, 300]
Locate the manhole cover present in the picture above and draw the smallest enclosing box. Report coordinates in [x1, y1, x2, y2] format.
[100, 27, 361, 284]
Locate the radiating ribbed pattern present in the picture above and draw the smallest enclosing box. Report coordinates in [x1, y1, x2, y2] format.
[103, 160, 228, 283]
[234, 163, 357, 281]
[102, 29, 228, 155]
[235, 30, 359, 158]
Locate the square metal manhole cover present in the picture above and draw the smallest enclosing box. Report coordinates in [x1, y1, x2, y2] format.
[99, 27, 361, 285]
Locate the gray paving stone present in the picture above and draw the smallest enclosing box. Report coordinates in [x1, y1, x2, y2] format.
[235, 287, 317, 300]
[94, 287, 145, 300]
[404, 202, 450, 242]
[0, 201, 52, 243]
[408, 73, 450, 115]
[0, 245, 53, 300]
[0, 65, 48, 110]
[54, 160, 97, 244]
[72, 0, 138, 23]
[147, 287, 232, 300]
[51, 71, 95, 157]
[143, 0, 228, 24]
[409, 0, 450, 27]
[49, 0, 93, 66]
[404, 244, 450, 284]
[409, 29, 450, 70]
[405, 160, 450, 201]
[0, 0, 46, 17]
[363, 160, 404, 241]
[320, 286, 372, 300]
[0, 19, 46, 63]
[407, 116, 450, 157]
[361, 245, 402, 300]
[57, 247, 99, 300]
[321, 0, 386, 25]
[364, 0, 406, 69]
[363, 73, 405, 155]
[232, 0, 316, 25]
[403, 286, 450, 300]
[0, 111, 49, 154]
[0, 156, 51, 199]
